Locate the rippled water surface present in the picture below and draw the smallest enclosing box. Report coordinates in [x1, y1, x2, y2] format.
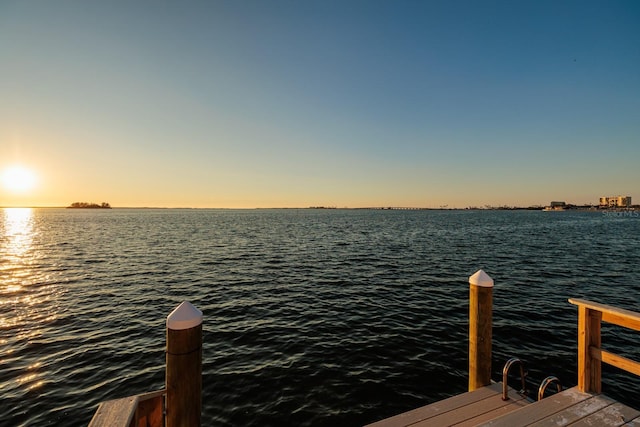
[1, 208, 639, 426]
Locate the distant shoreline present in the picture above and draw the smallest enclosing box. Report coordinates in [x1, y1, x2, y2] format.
[3, 205, 638, 211]
[0, 202, 640, 212]
[67, 202, 111, 209]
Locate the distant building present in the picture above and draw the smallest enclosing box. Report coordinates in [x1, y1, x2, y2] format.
[599, 196, 632, 208]
[543, 201, 566, 211]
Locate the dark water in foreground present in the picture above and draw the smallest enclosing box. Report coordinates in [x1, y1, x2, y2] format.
[1, 208, 639, 426]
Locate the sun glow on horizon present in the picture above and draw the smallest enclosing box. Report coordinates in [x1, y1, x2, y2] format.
[2, 166, 38, 194]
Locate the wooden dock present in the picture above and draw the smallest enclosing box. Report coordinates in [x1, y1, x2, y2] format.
[366, 292, 640, 427]
[366, 383, 640, 426]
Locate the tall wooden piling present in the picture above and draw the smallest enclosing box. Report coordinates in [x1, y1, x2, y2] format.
[166, 301, 203, 427]
[468, 269, 494, 391]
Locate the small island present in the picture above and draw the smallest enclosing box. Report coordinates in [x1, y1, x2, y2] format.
[67, 202, 112, 209]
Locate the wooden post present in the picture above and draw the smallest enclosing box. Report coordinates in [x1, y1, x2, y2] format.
[468, 269, 494, 391]
[166, 301, 203, 427]
[577, 305, 602, 393]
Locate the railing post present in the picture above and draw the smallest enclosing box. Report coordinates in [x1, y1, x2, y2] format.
[577, 305, 601, 393]
[166, 301, 203, 427]
[468, 269, 494, 391]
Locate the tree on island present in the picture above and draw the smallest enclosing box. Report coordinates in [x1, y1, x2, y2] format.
[68, 202, 111, 209]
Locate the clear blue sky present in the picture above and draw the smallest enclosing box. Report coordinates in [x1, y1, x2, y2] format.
[1, 0, 638, 207]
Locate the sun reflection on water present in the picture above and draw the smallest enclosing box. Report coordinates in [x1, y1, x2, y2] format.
[1, 208, 35, 294]
[2, 209, 32, 329]
[3, 207, 34, 256]
[1, 207, 61, 329]
[1, 208, 58, 395]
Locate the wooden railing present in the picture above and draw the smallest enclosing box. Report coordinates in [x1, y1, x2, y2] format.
[569, 298, 640, 393]
[88, 389, 165, 427]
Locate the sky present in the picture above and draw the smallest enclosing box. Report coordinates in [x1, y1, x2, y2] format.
[1, 0, 639, 208]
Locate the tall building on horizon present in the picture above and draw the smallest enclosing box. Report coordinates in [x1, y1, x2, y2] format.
[599, 195, 632, 208]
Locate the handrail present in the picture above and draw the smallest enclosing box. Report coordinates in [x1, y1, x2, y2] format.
[537, 376, 561, 401]
[569, 298, 640, 393]
[502, 358, 526, 401]
[136, 388, 166, 402]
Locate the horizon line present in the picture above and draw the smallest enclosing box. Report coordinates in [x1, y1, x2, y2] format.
[0, 204, 617, 211]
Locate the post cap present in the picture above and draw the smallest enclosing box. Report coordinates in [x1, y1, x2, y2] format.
[469, 269, 494, 287]
[167, 301, 203, 330]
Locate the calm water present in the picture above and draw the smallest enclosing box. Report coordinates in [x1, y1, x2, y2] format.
[1, 208, 639, 426]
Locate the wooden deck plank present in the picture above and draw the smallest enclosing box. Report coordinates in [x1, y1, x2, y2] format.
[569, 402, 640, 427]
[88, 395, 138, 427]
[367, 384, 640, 427]
[449, 394, 529, 427]
[478, 387, 592, 426]
[365, 383, 505, 427]
[411, 388, 528, 427]
[623, 415, 640, 426]
[529, 394, 615, 426]
[366, 383, 529, 427]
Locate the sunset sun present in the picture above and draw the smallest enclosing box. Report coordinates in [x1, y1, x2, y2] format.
[2, 166, 38, 194]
